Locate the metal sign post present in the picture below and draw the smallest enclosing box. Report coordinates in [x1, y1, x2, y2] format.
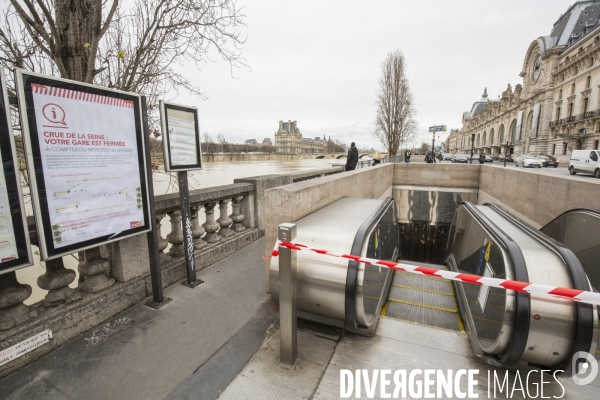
[278, 223, 297, 366]
[470, 134, 475, 164]
[142, 97, 171, 308]
[429, 125, 446, 153]
[504, 141, 512, 168]
[159, 101, 202, 288]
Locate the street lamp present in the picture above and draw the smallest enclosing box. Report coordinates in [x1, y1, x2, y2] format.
[503, 141, 512, 167]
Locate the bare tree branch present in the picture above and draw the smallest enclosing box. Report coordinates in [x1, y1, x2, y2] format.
[372, 50, 417, 156]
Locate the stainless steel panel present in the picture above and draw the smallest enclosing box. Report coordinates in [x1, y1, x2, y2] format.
[393, 185, 478, 224]
[270, 198, 387, 322]
[479, 206, 578, 367]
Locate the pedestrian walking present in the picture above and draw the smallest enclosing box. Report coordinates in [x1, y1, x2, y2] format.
[404, 149, 412, 163]
[425, 151, 436, 163]
[372, 150, 381, 166]
[478, 153, 485, 165]
[345, 142, 359, 171]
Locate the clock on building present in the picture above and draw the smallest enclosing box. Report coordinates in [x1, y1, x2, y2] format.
[533, 54, 541, 81]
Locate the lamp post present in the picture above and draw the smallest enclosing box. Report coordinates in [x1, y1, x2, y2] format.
[469, 134, 475, 164]
[503, 141, 512, 167]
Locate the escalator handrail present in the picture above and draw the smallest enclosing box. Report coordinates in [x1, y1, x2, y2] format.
[541, 208, 600, 231]
[459, 202, 531, 366]
[345, 197, 396, 330]
[484, 203, 595, 374]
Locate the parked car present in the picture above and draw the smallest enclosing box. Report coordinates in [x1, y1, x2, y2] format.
[569, 150, 600, 178]
[484, 155, 493, 163]
[452, 154, 469, 163]
[540, 155, 559, 168]
[515, 155, 542, 168]
[499, 154, 514, 162]
[442, 153, 452, 161]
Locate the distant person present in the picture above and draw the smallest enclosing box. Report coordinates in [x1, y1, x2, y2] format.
[372, 150, 381, 166]
[437, 152, 443, 162]
[478, 153, 485, 164]
[404, 149, 411, 163]
[425, 151, 436, 163]
[345, 142, 359, 171]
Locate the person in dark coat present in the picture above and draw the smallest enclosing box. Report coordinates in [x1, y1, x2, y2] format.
[425, 151, 436, 163]
[345, 142, 359, 171]
[478, 153, 485, 164]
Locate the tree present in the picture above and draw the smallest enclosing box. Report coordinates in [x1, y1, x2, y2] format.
[217, 133, 226, 154]
[418, 141, 429, 154]
[373, 50, 417, 156]
[0, 1, 246, 134]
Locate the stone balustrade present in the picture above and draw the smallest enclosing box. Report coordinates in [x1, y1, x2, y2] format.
[0, 167, 341, 378]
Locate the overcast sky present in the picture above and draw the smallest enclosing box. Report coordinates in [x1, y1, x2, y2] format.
[173, 0, 574, 149]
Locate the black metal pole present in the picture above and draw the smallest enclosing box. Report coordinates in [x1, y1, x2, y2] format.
[178, 171, 201, 287]
[469, 134, 475, 164]
[142, 96, 171, 309]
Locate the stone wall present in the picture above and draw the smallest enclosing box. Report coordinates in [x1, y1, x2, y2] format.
[478, 165, 600, 227]
[392, 163, 480, 188]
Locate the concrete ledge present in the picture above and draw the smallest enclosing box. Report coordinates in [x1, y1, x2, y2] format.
[155, 183, 254, 213]
[479, 165, 600, 226]
[393, 163, 481, 187]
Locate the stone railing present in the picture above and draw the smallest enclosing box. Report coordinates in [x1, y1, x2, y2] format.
[0, 166, 341, 378]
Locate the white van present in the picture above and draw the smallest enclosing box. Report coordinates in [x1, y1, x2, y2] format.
[569, 150, 600, 178]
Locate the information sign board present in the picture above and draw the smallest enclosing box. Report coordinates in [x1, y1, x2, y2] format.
[160, 101, 202, 172]
[0, 69, 33, 274]
[429, 125, 447, 132]
[16, 70, 151, 260]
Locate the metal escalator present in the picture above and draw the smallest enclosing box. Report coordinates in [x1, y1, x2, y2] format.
[540, 208, 600, 355]
[382, 201, 598, 373]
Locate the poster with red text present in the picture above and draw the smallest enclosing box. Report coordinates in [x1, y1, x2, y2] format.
[30, 84, 145, 250]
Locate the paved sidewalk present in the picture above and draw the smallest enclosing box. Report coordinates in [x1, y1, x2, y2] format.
[0, 238, 275, 400]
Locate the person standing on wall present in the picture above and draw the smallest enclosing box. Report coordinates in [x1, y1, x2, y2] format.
[372, 150, 381, 166]
[478, 153, 485, 165]
[345, 142, 359, 171]
[404, 149, 411, 163]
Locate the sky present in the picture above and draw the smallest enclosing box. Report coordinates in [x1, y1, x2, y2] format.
[172, 0, 578, 150]
[72, 1, 582, 150]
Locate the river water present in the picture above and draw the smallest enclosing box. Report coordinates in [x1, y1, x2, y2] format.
[18, 158, 344, 304]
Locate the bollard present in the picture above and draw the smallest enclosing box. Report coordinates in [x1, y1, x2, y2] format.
[278, 222, 297, 366]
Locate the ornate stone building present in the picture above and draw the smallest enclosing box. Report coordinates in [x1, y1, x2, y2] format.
[274, 121, 326, 154]
[453, 0, 600, 163]
[274, 120, 303, 154]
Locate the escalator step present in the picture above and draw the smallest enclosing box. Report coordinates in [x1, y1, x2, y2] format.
[383, 301, 461, 332]
[383, 269, 464, 332]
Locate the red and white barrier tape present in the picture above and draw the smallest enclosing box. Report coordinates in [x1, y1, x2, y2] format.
[273, 240, 600, 307]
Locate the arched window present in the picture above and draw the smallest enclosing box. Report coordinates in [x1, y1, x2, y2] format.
[499, 124, 505, 144]
[490, 128, 495, 145]
[510, 119, 518, 143]
[483, 131, 487, 146]
[559, 89, 563, 99]
[476, 133, 480, 147]
[527, 111, 534, 137]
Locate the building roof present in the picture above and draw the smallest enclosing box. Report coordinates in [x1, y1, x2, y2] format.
[550, 1, 600, 52]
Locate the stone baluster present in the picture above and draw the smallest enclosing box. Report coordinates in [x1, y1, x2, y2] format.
[217, 199, 233, 237]
[230, 196, 246, 233]
[191, 205, 206, 249]
[0, 272, 33, 330]
[78, 247, 115, 293]
[202, 202, 221, 243]
[37, 257, 76, 307]
[166, 210, 185, 257]
[156, 213, 169, 262]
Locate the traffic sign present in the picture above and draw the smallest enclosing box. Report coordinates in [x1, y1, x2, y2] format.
[429, 125, 447, 132]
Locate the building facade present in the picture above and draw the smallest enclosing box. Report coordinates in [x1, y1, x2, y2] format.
[274, 120, 303, 154]
[453, 1, 600, 163]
